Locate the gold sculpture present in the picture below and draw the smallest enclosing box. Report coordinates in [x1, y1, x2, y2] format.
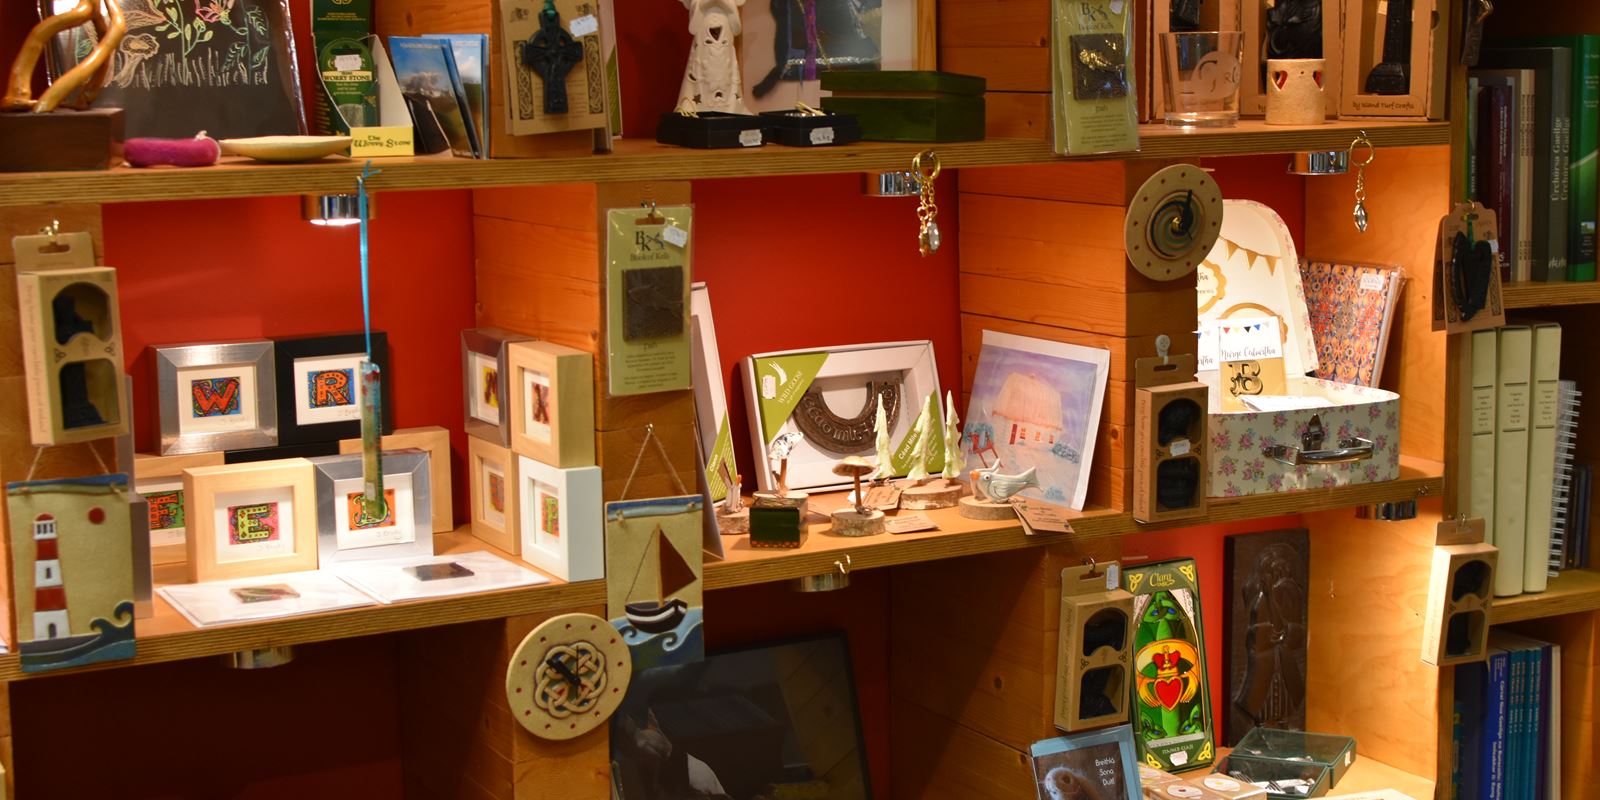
[4, 0, 126, 113]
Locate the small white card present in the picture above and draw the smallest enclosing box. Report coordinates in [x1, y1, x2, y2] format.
[336, 550, 548, 604]
[159, 571, 376, 628]
[1216, 316, 1284, 362]
[1241, 394, 1334, 412]
[661, 224, 689, 248]
[568, 14, 599, 37]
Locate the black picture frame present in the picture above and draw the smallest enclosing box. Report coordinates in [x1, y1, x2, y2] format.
[610, 630, 874, 799]
[272, 332, 392, 447]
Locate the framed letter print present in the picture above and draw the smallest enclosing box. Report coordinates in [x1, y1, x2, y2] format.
[517, 456, 602, 582]
[462, 328, 531, 446]
[469, 436, 520, 554]
[341, 426, 453, 533]
[274, 332, 393, 446]
[155, 341, 278, 455]
[134, 452, 226, 566]
[183, 458, 319, 583]
[507, 340, 595, 468]
[311, 450, 434, 564]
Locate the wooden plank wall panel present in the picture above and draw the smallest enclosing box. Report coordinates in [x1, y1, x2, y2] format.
[957, 162, 1194, 513]
[472, 182, 698, 503]
[936, 0, 1051, 139]
[891, 699, 1036, 799]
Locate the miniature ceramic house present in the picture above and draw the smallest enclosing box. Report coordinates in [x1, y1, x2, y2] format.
[1055, 563, 1136, 732]
[16, 250, 130, 445]
[1134, 352, 1209, 523]
[1422, 519, 1497, 666]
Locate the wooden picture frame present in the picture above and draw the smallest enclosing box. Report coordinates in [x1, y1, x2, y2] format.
[183, 458, 319, 583]
[469, 435, 520, 554]
[462, 328, 531, 447]
[16, 258, 130, 446]
[155, 340, 278, 455]
[507, 340, 595, 468]
[517, 456, 602, 582]
[134, 451, 226, 566]
[311, 451, 434, 564]
[341, 426, 454, 533]
[273, 332, 392, 447]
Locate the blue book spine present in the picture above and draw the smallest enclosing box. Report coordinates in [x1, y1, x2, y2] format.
[1533, 645, 1551, 800]
[1510, 649, 1528, 800]
[1458, 662, 1488, 800]
[1485, 650, 1510, 800]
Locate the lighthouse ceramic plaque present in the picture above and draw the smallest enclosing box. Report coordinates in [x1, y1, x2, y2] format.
[962, 331, 1110, 510]
[7, 476, 136, 673]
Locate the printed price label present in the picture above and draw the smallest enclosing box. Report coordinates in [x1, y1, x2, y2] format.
[333, 54, 364, 71]
[569, 14, 599, 37]
[661, 225, 689, 248]
[809, 127, 835, 145]
[1359, 272, 1387, 291]
[1170, 438, 1191, 457]
[885, 514, 938, 534]
[739, 129, 763, 147]
[1105, 563, 1120, 591]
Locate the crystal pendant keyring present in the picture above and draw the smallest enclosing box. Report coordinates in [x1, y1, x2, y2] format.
[1349, 131, 1376, 233]
[913, 150, 942, 256]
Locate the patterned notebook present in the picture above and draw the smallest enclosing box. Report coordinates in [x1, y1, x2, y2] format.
[1297, 262, 1404, 387]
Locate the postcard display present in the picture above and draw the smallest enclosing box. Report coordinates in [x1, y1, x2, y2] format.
[1197, 200, 1400, 497]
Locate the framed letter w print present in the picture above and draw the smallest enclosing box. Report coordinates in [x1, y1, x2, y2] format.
[274, 332, 393, 446]
[155, 341, 278, 455]
[183, 458, 319, 583]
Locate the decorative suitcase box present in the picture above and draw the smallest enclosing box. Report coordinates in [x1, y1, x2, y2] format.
[1204, 379, 1400, 497]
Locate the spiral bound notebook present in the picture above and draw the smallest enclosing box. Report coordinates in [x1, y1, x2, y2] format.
[1298, 261, 1404, 387]
[1551, 380, 1582, 576]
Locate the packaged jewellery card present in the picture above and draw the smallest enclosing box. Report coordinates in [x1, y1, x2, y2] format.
[605, 207, 693, 397]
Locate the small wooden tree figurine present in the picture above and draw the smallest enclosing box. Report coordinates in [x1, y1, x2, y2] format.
[831, 456, 885, 537]
[902, 391, 963, 510]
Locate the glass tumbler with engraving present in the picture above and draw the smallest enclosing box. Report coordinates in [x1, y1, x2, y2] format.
[1161, 31, 1245, 127]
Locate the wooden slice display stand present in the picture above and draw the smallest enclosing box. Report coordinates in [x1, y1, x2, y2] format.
[958, 496, 1019, 520]
[715, 505, 750, 534]
[899, 478, 963, 510]
[831, 508, 887, 537]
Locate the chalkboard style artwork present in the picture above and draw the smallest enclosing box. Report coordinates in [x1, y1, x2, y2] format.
[42, 0, 305, 139]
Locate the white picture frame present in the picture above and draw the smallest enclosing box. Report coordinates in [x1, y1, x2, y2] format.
[517, 456, 602, 582]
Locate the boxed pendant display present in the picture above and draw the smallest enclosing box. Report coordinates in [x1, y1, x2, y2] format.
[743, 340, 942, 494]
[1197, 201, 1400, 497]
[656, 112, 766, 149]
[758, 109, 861, 147]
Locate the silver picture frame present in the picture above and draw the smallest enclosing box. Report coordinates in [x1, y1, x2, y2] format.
[155, 341, 278, 455]
[311, 450, 434, 564]
[461, 328, 531, 446]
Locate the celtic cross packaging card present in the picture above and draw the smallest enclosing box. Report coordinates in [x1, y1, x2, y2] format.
[182, 458, 319, 582]
[1123, 558, 1216, 772]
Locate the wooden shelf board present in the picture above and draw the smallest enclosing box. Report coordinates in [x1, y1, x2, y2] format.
[0, 120, 1448, 207]
[0, 461, 1439, 681]
[1489, 568, 1600, 625]
[1501, 281, 1600, 309]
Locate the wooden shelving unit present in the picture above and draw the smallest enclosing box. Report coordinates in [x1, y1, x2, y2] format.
[1491, 569, 1600, 625]
[1502, 281, 1600, 309]
[0, 119, 1448, 207]
[0, 463, 1440, 683]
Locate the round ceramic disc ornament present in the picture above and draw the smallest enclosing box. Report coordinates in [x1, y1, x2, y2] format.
[506, 613, 632, 740]
[1125, 164, 1224, 280]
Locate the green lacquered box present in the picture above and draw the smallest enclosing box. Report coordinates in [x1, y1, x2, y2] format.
[1228, 727, 1358, 791]
[820, 71, 986, 142]
[749, 506, 807, 548]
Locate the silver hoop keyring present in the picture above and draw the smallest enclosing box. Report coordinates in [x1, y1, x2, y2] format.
[1349, 132, 1376, 167]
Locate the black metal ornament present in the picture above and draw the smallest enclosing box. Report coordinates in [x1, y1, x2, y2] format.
[522, 0, 585, 114]
[1450, 231, 1494, 321]
[1266, 0, 1322, 60]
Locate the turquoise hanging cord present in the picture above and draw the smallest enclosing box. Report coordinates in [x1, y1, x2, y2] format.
[358, 162, 380, 356]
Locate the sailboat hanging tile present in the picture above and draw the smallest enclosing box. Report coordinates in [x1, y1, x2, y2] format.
[7, 475, 136, 673]
[605, 495, 704, 669]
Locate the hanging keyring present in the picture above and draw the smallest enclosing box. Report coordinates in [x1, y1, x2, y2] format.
[1349, 131, 1375, 232]
[913, 150, 942, 256]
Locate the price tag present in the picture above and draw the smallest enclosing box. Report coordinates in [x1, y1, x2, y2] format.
[1105, 563, 1120, 591]
[809, 127, 835, 145]
[1110, 0, 1125, 12]
[1016, 499, 1074, 536]
[333, 54, 364, 72]
[885, 514, 938, 534]
[661, 225, 689, 248]
[569, 14, 599, 37]
[738, 129, 763, 147]
[1170, 438, 1191, 457]
[1359, 272, 1387, 292]
[863, 485, 902, 511]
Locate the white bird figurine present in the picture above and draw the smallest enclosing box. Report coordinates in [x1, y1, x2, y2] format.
[768, 431, 805, 494]
[972, 462, 1039, 503]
